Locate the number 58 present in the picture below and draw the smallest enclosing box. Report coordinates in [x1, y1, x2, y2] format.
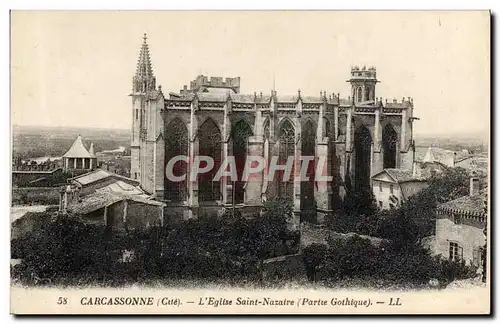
[57, 297, 68, 305]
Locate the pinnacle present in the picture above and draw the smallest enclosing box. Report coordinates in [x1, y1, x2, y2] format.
[135, 33, 154, 78]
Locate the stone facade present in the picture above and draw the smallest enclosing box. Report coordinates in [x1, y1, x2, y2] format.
[435, 178, 487, 266]
[130, 34, 416, 224]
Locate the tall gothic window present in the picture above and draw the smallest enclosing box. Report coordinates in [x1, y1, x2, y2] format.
[278, 119, 295, 201]
[301, 120, 316, 210]
[165, 118, 188, 202]
[323, 117, 330, 139]
[354, 125, 372, 192]
[357, 87, 363, 103]
[264, 118, 270, 140]
[382, 123, 398, 169]
[198, 118, 221, 202]
[232, 120, 253, 204]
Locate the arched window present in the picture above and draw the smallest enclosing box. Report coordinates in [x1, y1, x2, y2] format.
[383, 123, 398, 169]
[232, 120, 253, 204]
[365, 87, 371, 101]
[301, 120, 316, 210]
[323, 117, 330, 139]
[354, 125, 372, 191]
[278, 119, 295, 201]
[357, 87, 363, 102]
[263, 118, 270, 140]
[198, 118, 222, 202]
[165, 118, 188, 202]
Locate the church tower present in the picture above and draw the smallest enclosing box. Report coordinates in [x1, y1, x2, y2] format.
[130, 34, 165, 198]
[347, 66, 378, 103]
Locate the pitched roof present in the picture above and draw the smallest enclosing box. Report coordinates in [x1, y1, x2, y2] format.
[204, 87, 236, 94]
[63, 135, 93, 158]
[437, 193, 487, 216]
[70, 169, 139, 187]
[95, 180, 145, 196]
[372, 168, 426, 183]
[72, 169, 111, 185]
[68, 192, 124, 215]
[68, 191, 165, 215]
[414, 161, 449, 178]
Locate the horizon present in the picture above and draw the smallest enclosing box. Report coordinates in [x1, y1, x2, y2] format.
[11, 11, 490, 136]
[12, 123, 490, 142]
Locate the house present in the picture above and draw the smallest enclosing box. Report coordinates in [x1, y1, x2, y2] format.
[68, 169, 140, 197]
[435, 178, 487, 266]
[62, 135, 97, 172]
[423, 147, 471, 168]
[371, 168, 429, 210]
[66, 192, 165, 230]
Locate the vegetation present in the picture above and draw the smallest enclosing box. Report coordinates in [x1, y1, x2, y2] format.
[13, 125, 130, 160]
[11, 198, 300, 286]
[11, 167, 480, 288]
[330, 167, 472, 241]
[302, 236, 477, 286]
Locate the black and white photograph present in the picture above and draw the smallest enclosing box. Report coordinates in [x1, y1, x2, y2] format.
[9, 10, 490, 315]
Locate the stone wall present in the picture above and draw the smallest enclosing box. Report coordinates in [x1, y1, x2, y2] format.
[12, 187, 60, 206]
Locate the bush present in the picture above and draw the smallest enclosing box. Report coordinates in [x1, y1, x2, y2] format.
[303, 243, 327, 282]
[12, 200, 300, 286]
[307, 236, 477, 286]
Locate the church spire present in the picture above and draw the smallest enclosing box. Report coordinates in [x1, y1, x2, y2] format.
[133, 33, 156, 93]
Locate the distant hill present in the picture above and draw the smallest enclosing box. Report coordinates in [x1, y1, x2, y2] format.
[12, 125, 131, 160]
[414, 132, 489, 155]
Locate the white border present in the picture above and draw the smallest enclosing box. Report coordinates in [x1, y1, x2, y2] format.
[3, 2, 497, 323]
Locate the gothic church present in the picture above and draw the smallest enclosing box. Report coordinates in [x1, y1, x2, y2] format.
[130, 34, 416, 224]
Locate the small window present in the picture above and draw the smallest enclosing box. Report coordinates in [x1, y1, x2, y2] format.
[134, 172, 138, 179]
[135, 109, 139, 119]
[379, 182, 383, 192]
[390, 184, 394, 194]
[453, 213, 462, 225]
[357, 87, 363, 102]
[379, 201, 383, 208]
[449, 242, 463, 262]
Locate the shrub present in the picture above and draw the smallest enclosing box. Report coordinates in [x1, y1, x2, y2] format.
[12, 200, 300, 286]
[308, 236, 478, 286]
[303, 243, 327, 282]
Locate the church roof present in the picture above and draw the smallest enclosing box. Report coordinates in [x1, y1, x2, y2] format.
[63, 135, 94, 158]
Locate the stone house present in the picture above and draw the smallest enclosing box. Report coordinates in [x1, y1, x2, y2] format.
[371, 168, 429, 210]
[435, 178, 487, 266]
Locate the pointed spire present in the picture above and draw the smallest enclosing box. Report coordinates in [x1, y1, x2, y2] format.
[89, 142, 95, 157]
[136, 33, 154, 78]
[133, 33, 156, 93]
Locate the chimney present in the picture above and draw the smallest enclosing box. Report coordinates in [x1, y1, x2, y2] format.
[470, 177, 480, 197]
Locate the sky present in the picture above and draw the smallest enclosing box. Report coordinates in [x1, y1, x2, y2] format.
[10, 11, 490, 137]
